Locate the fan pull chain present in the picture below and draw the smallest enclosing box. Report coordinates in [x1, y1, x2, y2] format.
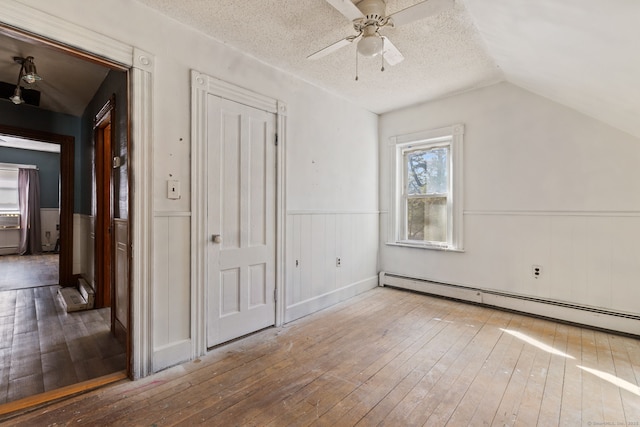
[381, 37, 385, 72]
[355, 49, 359, 81]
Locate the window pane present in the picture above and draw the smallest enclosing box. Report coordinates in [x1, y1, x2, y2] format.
[0, 188, 19, 209]
[406, 197, 447, 242]
[406, 147, 448, 195]
[0, 169, 19, 211]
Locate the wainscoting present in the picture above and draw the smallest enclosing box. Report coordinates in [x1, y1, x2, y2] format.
[152, 212, 191, 371]
[73, 214, 93, 279]
[380, 210, 640, 335]
[0, 209, 59, 256]
[39, 209, 59, 253]
[114, 219, 128, 330]
[285, 211, 378, 323]
[464, 211, 640, 314]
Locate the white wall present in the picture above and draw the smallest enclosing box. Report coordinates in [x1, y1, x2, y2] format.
[72, 214, 93, 282]
[285, 86, 379, 322]
[379, 82, 640, 315]
[40, 208, 58, 252]
[19, 0, 378, 370]
[285, 212, 378, 322]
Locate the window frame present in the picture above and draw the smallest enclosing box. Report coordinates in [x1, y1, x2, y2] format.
[388, 124, 464, 251]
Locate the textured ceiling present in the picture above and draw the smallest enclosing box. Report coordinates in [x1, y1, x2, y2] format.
[0, 33, 110, 117]
[2, 0, 638, 137]
[135, 0, 640, 137]
[135, 0, 503, 114]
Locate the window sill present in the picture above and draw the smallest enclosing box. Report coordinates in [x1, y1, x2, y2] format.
[385, 241, 465, 252]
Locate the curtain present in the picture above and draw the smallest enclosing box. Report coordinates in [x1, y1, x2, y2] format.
[18, 168, 42, 255]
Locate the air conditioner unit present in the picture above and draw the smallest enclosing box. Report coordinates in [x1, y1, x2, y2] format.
[0, 213, 20, 229]
[0, 213, 20, 255]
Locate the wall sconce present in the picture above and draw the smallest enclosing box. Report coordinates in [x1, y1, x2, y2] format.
[9, 56, 42, 105]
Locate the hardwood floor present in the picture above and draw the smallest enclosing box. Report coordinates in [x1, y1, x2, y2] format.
[0, 254, 59, 291]
[3, 287, 639, 425]
[0, 285, 126, 405]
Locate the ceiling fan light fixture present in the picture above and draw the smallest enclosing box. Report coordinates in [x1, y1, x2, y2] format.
[357, 34, 383, 57]
[8, 55, 40, 106]
[21, 56, 42, 84]
[9, 87, 25, 105]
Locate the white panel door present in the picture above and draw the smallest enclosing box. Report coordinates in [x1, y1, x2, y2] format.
[207, 95, 276, 348]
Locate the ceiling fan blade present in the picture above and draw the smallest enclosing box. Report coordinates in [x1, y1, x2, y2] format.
[381, 37, 404, 66]
[307, 35, 359, 60]
[324, 0, 365, 21]
[389, 0, 454, 27]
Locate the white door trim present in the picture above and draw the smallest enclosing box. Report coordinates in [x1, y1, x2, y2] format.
[191, 71, 287, 357]
[0, 1, 154, 379]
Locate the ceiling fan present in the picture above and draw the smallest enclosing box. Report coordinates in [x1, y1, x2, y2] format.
[308, 0, 454, 66]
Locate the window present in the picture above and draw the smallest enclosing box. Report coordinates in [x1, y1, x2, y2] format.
[390, 124, 463, 250]
[0, 166, 19, 213]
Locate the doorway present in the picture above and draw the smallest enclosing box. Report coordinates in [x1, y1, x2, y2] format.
[206, 95, 277, 348]
[0, 121, 127, 407]
[1, 2, 156, 400]
[192, 72, 286, 357]
[0, 125, 74, 287]
[0, 28, 130, 409]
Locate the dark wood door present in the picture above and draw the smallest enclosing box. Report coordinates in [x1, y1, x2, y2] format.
[94, 98, 114, 308]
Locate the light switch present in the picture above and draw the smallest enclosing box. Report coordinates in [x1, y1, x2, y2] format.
[167, 179, 180, 199]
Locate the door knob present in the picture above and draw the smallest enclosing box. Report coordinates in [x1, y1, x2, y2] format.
[212, 234, 222, 244]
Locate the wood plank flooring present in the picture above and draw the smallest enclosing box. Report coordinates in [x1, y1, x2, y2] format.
[4, 287, 640, 426]
[0, 254, 59, 291]
[0, 286, 125, 405]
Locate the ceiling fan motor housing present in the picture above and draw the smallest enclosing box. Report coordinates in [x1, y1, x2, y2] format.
[354, 0, 388, 31]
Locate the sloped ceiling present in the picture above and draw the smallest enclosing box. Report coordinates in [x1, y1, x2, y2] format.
[136, 0, 640, 137]
[464, 0, 640, 137]
[0, 33, 110, 117]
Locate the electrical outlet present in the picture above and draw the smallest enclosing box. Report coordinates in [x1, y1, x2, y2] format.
[336, 257, 341, 267]
[532, 265, 543, 279]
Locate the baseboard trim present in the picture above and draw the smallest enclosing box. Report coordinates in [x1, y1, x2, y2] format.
[153, 339, 192, 372]
[380, 272, 639, 336]
[285, 276, 379, 323]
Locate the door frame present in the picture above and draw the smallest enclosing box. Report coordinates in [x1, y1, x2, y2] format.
[191, 71, 287, 357]
[0, 2, 155, 379]
[93, 96, 116, 310]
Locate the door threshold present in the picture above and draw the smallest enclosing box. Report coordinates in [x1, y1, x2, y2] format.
[0, 371, 128, 418]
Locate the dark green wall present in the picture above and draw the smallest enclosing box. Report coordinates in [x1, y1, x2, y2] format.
[82, 70, 128, 218]
[0, 100, 82, 212]
[0, 147, 60, 208]
[0, 69, 127, 216]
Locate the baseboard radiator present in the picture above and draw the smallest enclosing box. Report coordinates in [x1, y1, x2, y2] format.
[379, 272, 640, 337]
